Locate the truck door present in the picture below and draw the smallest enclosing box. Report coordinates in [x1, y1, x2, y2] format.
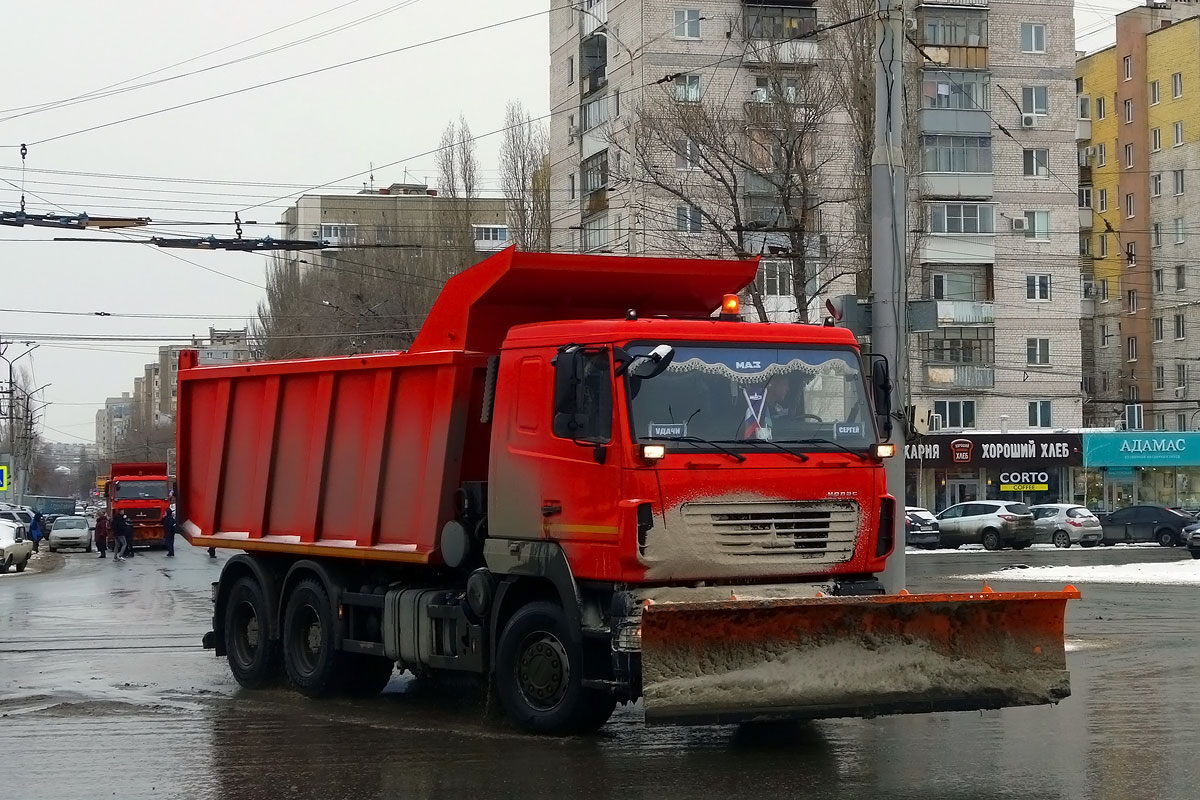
[489, 346, 623, 559]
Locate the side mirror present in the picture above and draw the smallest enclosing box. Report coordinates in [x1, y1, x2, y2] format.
[629, 344, 675, 379]
[871, 357, 894, 439]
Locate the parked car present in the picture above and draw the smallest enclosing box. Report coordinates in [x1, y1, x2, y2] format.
[1096, 504, 1199, 547]
[905, 507, 941, 549]
[935, 501, 1036, 551]
[1030, 504, 1104, 548]
[1188, 527, 1200, 559]
[0, 508, 32, 538]
[0, 519, 33, 573]
[48, 516, 93, 553]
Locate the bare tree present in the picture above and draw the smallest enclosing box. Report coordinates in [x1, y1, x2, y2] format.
[499, 100, 551, 249]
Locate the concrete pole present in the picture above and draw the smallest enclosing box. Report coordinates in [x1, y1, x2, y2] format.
[871, 0, 907, 592]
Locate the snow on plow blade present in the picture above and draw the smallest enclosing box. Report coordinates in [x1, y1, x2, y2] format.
[641, 587, 1081, 726]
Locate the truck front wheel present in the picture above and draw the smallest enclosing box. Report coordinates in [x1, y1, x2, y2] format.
[224, 576, 281, 689]
[496, 601, 615, 735]
[282, 578, 342, 697]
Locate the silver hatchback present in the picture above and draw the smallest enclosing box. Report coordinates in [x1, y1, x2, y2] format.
[1030, 504, 1103, 548]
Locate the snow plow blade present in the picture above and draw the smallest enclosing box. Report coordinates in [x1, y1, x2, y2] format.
[640, 587, 1081, 726]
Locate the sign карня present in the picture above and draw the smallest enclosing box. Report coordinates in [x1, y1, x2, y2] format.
[905, 433, 1082, 468]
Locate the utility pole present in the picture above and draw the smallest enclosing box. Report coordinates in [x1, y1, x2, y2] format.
[871, 0, 907, 592]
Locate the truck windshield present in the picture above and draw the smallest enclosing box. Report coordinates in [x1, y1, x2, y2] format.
[626, 344, 874, 452]
[114, 480, 169, 501]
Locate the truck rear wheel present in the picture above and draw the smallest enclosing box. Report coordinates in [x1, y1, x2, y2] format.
[495, 601, 614, 735]
[224, 576, 281, 689]
[282, 578, 342, 697]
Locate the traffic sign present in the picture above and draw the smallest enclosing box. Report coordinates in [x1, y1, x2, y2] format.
[0, 464, 8, 492]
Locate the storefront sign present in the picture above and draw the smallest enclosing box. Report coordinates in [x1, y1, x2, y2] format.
[905, 433, 1082, 468]
[1082, 432, 1200, 467]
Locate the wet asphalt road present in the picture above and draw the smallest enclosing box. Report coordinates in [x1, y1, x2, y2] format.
[1, 542, 1198, 800]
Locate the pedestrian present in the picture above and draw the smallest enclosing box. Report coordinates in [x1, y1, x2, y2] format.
[208, 546, 217, 559]
[162, 507, 176, 557]
[94, 512, 110, 559]
[30, 511, 43, 553]
[113, 512, 132, 562]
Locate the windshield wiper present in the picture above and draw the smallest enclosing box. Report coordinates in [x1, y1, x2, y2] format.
[712, 438, 809, 463]
[654, 435, 747, 463]
[774, 438, 869, 460]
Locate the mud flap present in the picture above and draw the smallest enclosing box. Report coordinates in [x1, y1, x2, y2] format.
[640, 587, 1080, 726]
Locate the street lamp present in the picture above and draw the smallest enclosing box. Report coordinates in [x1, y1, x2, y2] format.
[1, 343, 39, 448]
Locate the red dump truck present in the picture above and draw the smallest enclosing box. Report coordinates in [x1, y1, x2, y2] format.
[180, 248, 1078, 733]
[107, 462, 171, 548]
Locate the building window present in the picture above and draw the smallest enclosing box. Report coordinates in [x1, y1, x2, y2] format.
[1153, 223, 1162, 248]
[473, 225, 508, 242]
[1156, 365, 1166, 389]
[1179, 413, 1188, 431]
[1078, 186, 1092, 208]
[567, 56, 574, 85]
[581, 95, 608, 131]
[674, 9, 701, 39]
[1151, 127, 1161, 151]
[1125, 143, 1134, 168]
[568, 174, 576, 200]
[1128, 337, 1138, 361]
[1123, 55, 1132, 81]
[1028, 400, 1052, 428]
[1128, 241, 1137, 267]
[675, 204, 701, 233]
[1124, 98, 1133, 123]
[1175, 217, 1186, 244]
[930, 203, 994, 233]
[922, 69, 990, 110]
[933, 400, 976, 430]
[1173, 169, 1186, 195]
[1023, 148, 1049, 177]
[1179, 364, 1189, 387]
[1177, 264, 1186, 291]
[1096, 97, 1106, 119]
[1156, 413, 1168, 431]
[1099, 277, 1109, 300]
[1151, 80, 1161, 105]
[1129, 385, 1140, 403]
[1127, 289, 1138, 313]
[1097, 142, 1107, 165]
[1155, 268, 1165, 292]
[1152, 173, 1162, 197]
[1176, 314, 1187, 340]
[759, 260, 792, 297]
[1101, 323, 1112, 346]
[581, 151, 608, 192]
[1154, 316, 1164, 341]
[1174, 121, 1184, 146]
[580, 216, 608, 251]
[744, 5, 817, 39]
[1079, 95, 1091, 119]
[1125, 193, 1135, 218]
[923, 327, 995, 365]
[673, 74, 701, 102]
[1102, 370, 1111, 391]
[1020, 22, 1046, 53]
[1080, 235, 1091, 255]
[675, 138, 700, 170]
[1027, 337, 1050, 365]
[923, 14, 988, 46]
[1022, 86, 1049, 116]
[1023, 210, 1049, 240]
[1097, 187, 1107, 211]
[1173, 72, 1184, 98]
[920, 135, 992, 173]
[1026, 274, 1051, 300]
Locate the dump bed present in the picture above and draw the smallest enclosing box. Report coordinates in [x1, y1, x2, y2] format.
[177, 349, 489, 563]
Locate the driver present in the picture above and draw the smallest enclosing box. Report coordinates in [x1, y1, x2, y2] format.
[764, 374, 812, 438]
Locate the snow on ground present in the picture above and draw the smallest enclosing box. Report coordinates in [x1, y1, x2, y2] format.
[906, 543, 1162, 555]
[957, 560, 1200, 586]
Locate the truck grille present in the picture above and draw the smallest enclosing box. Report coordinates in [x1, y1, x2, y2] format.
[125, 509, 160, 523]
[681, 500, 860, 563]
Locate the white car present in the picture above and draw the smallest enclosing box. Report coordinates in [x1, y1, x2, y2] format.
[48, 516, 93, 553]
[1, 519, 33, 573]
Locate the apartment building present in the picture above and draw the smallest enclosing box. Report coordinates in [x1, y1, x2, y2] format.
[1078, 0, 1200, 432]
[156, 329, 254, 420]
[94, 393, 133, 461]
[549, 0, 1082, 445]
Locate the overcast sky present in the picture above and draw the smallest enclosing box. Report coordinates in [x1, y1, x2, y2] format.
[0, 0, 1138, 443]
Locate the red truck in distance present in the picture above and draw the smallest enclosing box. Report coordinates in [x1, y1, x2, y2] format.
[107, 462, 170, 548]
[178, 248, 1077, 734]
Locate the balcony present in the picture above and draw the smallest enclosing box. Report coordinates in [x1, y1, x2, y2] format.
[582, 66, 607, 96]
[580, 0, 606, 36]
[936, 300, 994, 326]
[1079, 209, 1093, 229]
[743, 38, 819, 66]
[924, 363, 995, 389]
[1076, 118, 1092, 141]
[921, 172, 994, 198]
[919, 234, 994, 264]
[584, 188, 609, 216]
[919, 45, 988, 70]
[920, 108, 991, 135]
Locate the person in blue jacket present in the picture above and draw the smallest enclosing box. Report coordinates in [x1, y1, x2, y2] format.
[30, 511, 44, 553]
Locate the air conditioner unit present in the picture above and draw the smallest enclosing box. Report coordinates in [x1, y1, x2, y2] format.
[1176, 385, 1188, 398]
[1021, 113, 1038, 128]
[904, 17, 918, 32]
[1011, 217, 1028, 232]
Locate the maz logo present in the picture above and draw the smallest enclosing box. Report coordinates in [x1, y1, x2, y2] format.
[736, 361, 763, 369]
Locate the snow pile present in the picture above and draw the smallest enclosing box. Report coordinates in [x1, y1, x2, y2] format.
[959, 560, 1200, 586]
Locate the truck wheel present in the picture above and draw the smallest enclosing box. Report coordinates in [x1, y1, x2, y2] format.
[495, 601, 613, 734]
[224, 576, 282, 689]
[282, 578, 342, 697]
[1053, 531, 1072, 549]
[981, 530, 1001, 551]
[338, 654, 395, 698]
[1156, 529, 1178, 547]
